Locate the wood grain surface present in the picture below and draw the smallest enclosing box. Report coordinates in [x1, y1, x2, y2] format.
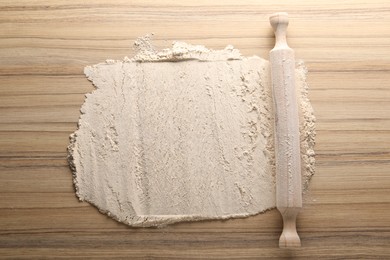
[0, 0, 389, 259]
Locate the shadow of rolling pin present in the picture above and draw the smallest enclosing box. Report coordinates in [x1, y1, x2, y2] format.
[269, 12, 302, 248]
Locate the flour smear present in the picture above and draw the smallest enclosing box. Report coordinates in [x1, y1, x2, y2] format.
[68, 36, 316, 227]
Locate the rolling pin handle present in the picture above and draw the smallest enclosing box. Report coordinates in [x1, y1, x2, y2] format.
[279, 207, 301, 247]
[269, 12, 290, 49]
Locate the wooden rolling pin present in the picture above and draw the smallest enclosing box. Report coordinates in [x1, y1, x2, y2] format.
[269, 12, 302, 247]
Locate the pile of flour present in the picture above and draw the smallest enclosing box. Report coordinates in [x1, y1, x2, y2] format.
[68, 36, 316, 227]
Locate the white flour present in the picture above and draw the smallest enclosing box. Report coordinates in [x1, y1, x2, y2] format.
[68, 36, 316, 227]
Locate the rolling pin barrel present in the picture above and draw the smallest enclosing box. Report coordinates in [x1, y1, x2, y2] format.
[269, 12, 302, 248]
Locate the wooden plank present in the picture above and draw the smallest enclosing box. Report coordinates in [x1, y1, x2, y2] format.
[0, 0, 390, 258]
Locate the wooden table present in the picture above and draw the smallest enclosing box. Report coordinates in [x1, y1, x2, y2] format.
[1, 0, 389, 258]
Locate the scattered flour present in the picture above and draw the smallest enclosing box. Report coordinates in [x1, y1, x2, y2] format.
[68, 36, 316, 227]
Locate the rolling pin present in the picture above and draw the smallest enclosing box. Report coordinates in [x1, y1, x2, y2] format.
[269, 12, 302, 247]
